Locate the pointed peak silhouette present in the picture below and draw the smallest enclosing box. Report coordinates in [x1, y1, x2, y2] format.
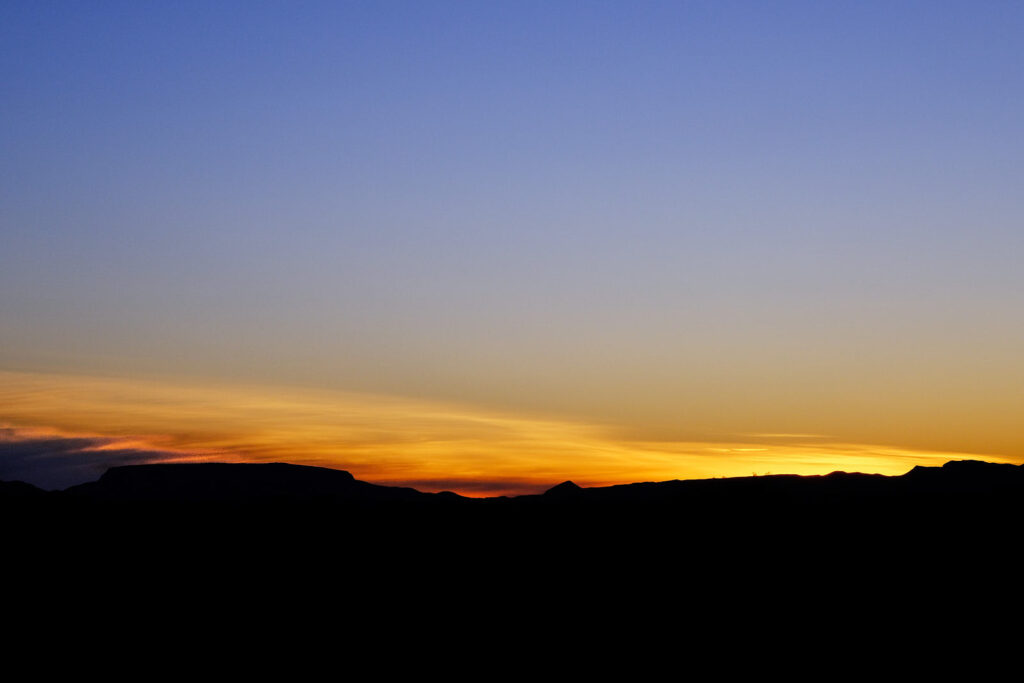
[544, 480, 583, 497]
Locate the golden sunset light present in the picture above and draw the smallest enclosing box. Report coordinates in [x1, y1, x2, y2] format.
[2, 370, 1009, 495]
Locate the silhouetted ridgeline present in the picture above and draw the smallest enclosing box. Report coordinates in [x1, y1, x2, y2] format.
[4, 458, 1024, 508]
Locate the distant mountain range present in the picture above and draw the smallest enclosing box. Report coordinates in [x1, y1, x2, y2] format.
[4, 458, 1023, 506]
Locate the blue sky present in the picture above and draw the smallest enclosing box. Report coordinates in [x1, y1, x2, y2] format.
[3, 2, 1024, 489]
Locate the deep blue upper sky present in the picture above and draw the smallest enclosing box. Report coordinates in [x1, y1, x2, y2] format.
[3, 2, 1023, 451]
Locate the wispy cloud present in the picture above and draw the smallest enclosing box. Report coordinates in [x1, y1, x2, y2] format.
[0, 426, 207, 490]
[1, 370, 1016, 495]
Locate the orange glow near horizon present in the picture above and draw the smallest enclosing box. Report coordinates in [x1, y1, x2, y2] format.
[1, 369, 1017, 496]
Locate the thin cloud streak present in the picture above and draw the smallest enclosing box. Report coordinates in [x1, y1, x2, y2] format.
[1, 370, 1017, 496]
[0, 425, 214, 490]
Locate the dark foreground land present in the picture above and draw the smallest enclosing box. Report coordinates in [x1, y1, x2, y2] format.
[6, 459, 1023, 559]
[5, 459, 1022, 649]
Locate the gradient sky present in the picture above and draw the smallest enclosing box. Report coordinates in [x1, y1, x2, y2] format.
[2, 2, 1023, 493]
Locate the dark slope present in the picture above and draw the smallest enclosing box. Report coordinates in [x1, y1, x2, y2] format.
[0, 479, 47, 499]
[525, 459, 1024, 506]
[530, 471, 892, 505]
[902, 458, 1024, 491]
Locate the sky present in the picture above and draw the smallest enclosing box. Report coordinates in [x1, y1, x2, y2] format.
[2, 1, 1023, 494]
